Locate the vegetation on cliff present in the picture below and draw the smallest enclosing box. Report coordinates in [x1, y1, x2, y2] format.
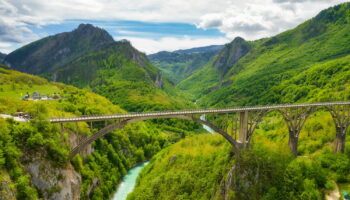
[129, 3, 350, 200]
[0, 67, 198, 199]
[148, 45, 223, 84]
[177, 3, 350, 106]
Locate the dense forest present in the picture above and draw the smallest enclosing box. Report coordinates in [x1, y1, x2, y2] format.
[0, 67, 200, 199]
[0, 2, 349, 200]
[178, 3, 350, 107]
[128, 3, 350, 200]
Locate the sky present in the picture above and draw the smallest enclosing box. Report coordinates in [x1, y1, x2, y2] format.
[0, 0, 348, 54]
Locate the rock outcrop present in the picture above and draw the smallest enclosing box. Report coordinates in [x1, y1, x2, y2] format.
[213, 37, 251, 76]
[24, 153, 81, 200]
[154, 72, 164, 89]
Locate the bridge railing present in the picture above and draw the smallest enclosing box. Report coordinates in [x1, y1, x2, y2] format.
[49, 101, 350, 123]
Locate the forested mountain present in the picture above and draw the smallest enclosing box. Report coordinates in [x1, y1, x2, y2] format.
[177, 2, 350, 106]
[4, 24, 114, 74]
[1, 2, 350, 200]
[4, 24, 191, 112]
[148, 45, 223, 83]
[0, 66, 200, 199]
[129, 3, 350, 200]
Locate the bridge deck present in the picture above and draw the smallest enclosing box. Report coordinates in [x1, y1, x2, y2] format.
[50, 102, 350, 123]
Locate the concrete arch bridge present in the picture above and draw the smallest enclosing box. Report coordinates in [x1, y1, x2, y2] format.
[50, 102, 350, 159]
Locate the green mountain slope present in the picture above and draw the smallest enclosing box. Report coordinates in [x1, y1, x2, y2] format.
[128, 134, 234, 200]
[148, 45, 223, 84]
[128, 3, 350, 200]
[4, 24, 114, 74]
[129, 107, 350, 199]
[52, 39, 190, 111]
[5, 24, 192, 112]
[178, 3, 350, 106]
[177, 37, 251, 100]
[0, 67, 200, 199]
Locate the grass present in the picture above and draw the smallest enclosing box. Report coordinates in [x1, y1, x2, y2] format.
[0, 84, 60, 99]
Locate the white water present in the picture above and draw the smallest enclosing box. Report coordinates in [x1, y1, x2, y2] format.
[200, 114, 215, 134]
[112, 162, 149, 200]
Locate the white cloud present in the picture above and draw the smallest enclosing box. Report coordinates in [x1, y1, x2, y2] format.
[114, 36, 230, 54]
[0, 42, 11, 48]
[0, 0, 349, 52]
[197, 0, 348, 40]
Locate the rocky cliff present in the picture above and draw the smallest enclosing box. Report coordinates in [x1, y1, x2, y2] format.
[213, 37, 251, 77]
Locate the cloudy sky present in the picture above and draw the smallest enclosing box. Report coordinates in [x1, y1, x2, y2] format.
[0, 0, 348, 54]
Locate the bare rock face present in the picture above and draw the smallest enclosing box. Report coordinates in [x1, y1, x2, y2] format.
[25, 157, 81, 200]
[23, 129, 98, 199]
[154, 72, 164, 89]
[67, 129, 94, 157]
[213, 37, 251, 76]
[117, 39, 148, 68]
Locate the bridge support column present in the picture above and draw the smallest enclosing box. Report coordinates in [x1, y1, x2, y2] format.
[238, 111, 248, 147]
[280, 107, 314, 156]
[328, 105, 350, 153]
[288, 130, 299, 156]
[60, 123, 63, 134]
[75, 122, 79, 134]
[334, 126, 347, 153]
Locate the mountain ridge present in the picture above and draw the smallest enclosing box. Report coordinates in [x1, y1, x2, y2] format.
[177, 2, 350, 106]
[3, 23, 193, 112]
[148, 45, 224, 84]
[5, 23, 115, 74]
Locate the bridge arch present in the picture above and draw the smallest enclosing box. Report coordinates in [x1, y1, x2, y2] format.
[70, 115, 240, 158]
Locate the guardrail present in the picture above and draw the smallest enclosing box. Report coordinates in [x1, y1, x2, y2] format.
[50, 101, 350, 123]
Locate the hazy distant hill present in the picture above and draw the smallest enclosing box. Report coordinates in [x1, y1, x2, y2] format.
[0, 52, 6, 63]
[148, 45, 223, 83]
[177, 2, 350, 105]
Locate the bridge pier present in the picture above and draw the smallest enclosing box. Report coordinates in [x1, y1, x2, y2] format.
[280, 107, 314, 156]
[328, 105, 350, 153]
[334, 126, 347, 153]
[238, 111, 248, 147]
[60, 123, 63, 134]
[75, 122, 78, 134]
[288, 130, 299, 156]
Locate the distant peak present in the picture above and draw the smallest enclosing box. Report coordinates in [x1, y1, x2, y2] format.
[77, 23, 96, 30]
[232, 37, 245, 43]
[73, 23, 115, 43]
[75, 23, 106, 34]
[74, 23, 110, 35]
[119, 39, 131, 44]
